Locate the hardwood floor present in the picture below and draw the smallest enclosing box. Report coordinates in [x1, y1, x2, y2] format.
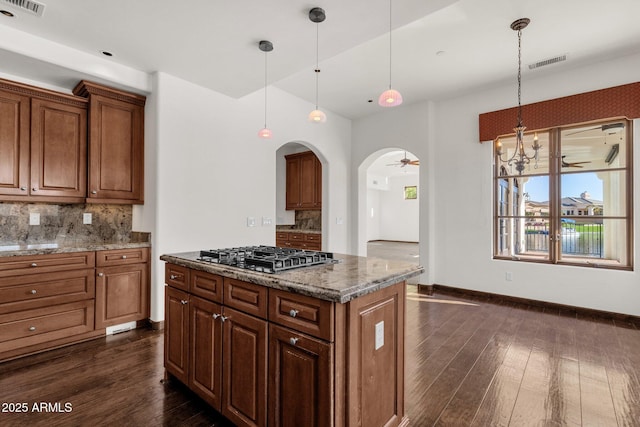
[1, 242, 638, 426]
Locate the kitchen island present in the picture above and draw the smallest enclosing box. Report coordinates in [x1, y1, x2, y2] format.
[160, 249, 423, 427]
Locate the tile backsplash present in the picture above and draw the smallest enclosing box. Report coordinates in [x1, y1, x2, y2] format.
[276, 210, 321, 231]
[0, 203, 133, 245]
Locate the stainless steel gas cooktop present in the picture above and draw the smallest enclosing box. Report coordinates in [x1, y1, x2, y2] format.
[197, 246, 335, 273]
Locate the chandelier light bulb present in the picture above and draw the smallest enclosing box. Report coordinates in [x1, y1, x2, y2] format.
[378, 88, 403, 107]
[258, 127, 273, 139]
[308, 109, 327, 123]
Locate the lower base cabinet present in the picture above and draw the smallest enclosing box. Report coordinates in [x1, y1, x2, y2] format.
[164, 263, 407, 427]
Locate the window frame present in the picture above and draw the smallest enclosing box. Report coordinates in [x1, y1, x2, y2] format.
[493, 119, 634, 270]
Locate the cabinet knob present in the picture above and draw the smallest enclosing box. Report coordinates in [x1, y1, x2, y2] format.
[30, 289, 37, 295]
[180, 300, 188, 305]
[32, 187, 37, 192]
[98, 272, 104, 277]
[213, 313, 220, 320]
[29, 326, 36, 332]
[122, 255, 127, 259]
[20, 187, 26, 191]
[170, 275, 178, 280]
[289, 309, 299, 318]
[31, 263, 37, 267]
[91, 190, 97, 194]
[220, 315, 228, 323]
[289, 337, 299, 346]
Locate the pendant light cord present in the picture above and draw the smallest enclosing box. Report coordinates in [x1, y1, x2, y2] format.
[264, 51, 268, 128]
[388, 0, 393, 90]
[315, 22, 320, 109]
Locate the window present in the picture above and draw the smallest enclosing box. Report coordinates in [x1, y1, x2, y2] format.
[494, 119, 633, 269]
[404, 186, 417, 200]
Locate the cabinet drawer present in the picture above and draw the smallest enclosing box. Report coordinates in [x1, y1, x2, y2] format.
[0, 300, 95, 353]
[0, 269, 95, 315]
[300, 242, 321, 251]
[276, 232, 289, 240]
[288, 233, 304, 241]
[0, 251, 95, 278]
[223, 278, 268, 320]
[269, 290, 334, 341]
[190, 269, 223, 303]
[96, 247, 149, 267]
[165, 263, 189, 291]
[305, 233, 321, 242]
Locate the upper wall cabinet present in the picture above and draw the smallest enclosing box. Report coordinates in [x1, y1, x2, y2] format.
[0, 79, 88, 203]
[285, 151, 322, 210]
[74, 81, 146, 204]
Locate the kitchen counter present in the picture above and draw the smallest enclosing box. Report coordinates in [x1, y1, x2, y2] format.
[0, 240, 151, 257]
[160, 251, 423, 303]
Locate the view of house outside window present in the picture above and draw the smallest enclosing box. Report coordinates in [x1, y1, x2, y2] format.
[493, 119, 632, 269]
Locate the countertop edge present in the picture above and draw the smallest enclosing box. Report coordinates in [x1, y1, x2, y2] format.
[160, 253, 424, 304]
[0, 241, 152, 257]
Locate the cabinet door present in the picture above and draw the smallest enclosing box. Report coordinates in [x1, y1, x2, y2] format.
[222, 307, 268, 427]
[165, 286, 189, 384]
[314, 155, 322, 208]
[87, 94, 144, 203]
[268, 324, 332, 427]
[189, 296, 223, 410]
[30, 98, 87, 199]
[299, 153, 317, 208]
[0, 89, 30, 196]
[285, 155, 301, 210]
[95, 263, 149, 329]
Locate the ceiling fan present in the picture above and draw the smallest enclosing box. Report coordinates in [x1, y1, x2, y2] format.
[566, 122, 625, 136]
[561, 155, 590, 168]
[387, 151, 419, 167]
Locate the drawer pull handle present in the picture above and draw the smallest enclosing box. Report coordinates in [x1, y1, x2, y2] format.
[289, 309, 299, 318]
[220, 316, 228, 323]
[30, 289, 37, 295]
[20, 186, 27, 191]
[98, 273, 104, 277]
[180, 300, 188, 305]
[32, 187, 37, 192]
[122, 255, 127, 259]
[213, 313, 220, 320]
[31, 263, 38, 267]
[91, 190, 97, 194]
[289, 337, 299, 346]
[170, 274, 178, 280]
[29, 326, 36, 332]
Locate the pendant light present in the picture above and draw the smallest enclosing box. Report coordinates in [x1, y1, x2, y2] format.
[495, 18, 541, 174]
[258, 40, 273, 139]
[308, 7, 327, 123]
[378, 0, 402, 107]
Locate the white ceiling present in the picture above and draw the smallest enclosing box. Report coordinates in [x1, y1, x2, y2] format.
[1, 0, 639, 119]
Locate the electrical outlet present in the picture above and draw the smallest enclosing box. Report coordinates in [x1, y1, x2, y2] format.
[83, 213, 92, 225]
[29, 212, 40, 226]
[505, 272, 513, 281]
[336, 217, 343, 225]
[247, 217, 256, 227]
[262, 217, 272, 226]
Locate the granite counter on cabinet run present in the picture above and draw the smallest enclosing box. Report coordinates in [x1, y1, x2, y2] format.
[160, 250, 423, 427]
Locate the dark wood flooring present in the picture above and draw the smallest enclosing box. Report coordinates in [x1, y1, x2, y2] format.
[2, 288, 639, 426]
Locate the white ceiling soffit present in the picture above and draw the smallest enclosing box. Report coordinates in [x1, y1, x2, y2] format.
[0, 0, 639, 119]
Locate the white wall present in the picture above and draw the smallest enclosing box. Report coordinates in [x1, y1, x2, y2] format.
[352, 51, 640, 316]
[377, 174, 420, 242]
[148, 72, 351, 321]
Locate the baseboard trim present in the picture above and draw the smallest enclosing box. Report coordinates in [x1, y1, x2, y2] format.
[148, 319, 164, 331]
[421, 283, 640, 327]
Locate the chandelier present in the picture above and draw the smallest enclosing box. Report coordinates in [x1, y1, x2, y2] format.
[495, 18, 541, 175]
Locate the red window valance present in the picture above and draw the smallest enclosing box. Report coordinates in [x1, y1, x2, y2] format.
[478, 82, 640, 142]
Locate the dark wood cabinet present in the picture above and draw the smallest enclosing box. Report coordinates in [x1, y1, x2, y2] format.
[73, 81, 145, 204]
[285, 151, 321, 210]
[0, 79, 88, 203]
[276, 231, 321, 251]
[0, 88, 29, 197]
[95, 248, 150, 329]
[268, 323, 331, 427]
[165, 285, 190, 384]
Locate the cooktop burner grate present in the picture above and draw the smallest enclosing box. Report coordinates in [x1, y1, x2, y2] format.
[197, 246, 334, 273]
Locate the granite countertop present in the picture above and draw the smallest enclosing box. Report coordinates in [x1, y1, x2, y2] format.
[160, 251, 424, 304]
[276, 229, 321, 234]
[0, 240, 151, 257]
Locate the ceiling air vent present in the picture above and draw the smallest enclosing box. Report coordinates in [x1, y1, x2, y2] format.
[1, 0, 45, 16]
[528, 54, 567, 70]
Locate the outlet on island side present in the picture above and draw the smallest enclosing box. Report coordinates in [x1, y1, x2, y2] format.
[505, 271, 513, 281]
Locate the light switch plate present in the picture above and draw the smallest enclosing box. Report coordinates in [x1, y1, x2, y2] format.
[247, 217, 256, 227]
[262, 217, 272, 226]
[29, 212, 40, 226]
[83, 213, 92, 225]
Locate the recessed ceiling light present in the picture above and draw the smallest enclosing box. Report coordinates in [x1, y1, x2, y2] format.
[368, 99, 373, 103]
[436, 50, 446, 56]
[1, 10, 15, 17]
[100, 50, 113, 57]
